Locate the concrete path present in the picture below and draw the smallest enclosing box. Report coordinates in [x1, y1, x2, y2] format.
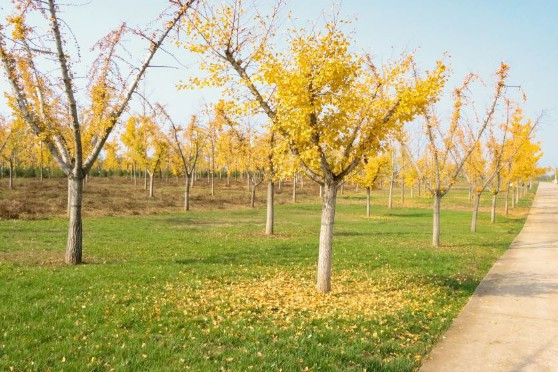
[421, 182, 558, 372]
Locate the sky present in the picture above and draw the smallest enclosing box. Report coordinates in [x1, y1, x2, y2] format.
[1, 0, 557, 167]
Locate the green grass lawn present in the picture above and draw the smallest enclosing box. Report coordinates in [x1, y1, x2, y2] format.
[0, 186, 535, 371]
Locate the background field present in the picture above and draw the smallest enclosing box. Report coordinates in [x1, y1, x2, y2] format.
[0, 177, 536, 371]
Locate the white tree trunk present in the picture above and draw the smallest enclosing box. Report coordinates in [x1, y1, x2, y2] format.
[491, 193, 497, 223]
[401, 180, 405, 205]
[505, 187, 510, 215]
[292, 175, 297, 203]
[65, 175, 83, 264]
[149, 172, 154, 198]
[388, 179, 394, 209]
[366, 186, 371, 217]
[184, 174, 191, 211]
[432, 193, 442, 247]
[8, 159, 13, 190]
[471, 193, 481, 233]
[265, 180, 274, 236]
[317, 183, 337, 293]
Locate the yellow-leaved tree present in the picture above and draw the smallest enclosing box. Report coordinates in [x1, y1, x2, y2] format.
[261, 25, 446, 293]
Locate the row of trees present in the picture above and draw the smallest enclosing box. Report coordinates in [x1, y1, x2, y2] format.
[0, 0, 545, 293]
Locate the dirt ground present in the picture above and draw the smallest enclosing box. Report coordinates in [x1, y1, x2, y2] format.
[0, 175, 321, 220]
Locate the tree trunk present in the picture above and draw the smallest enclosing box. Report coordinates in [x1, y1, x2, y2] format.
[471, 193, 481, 233]
[265, 180, 274, 235]
[8, 159, 13, 190]
[39, 141, 43, 181]
[250, 183, 256, 208]
[410, 184, 414, 199]
[505, 187, 510, 215]
[515, 187, 519, 204]
[388, 179, 394, 209]
[491, 193, 497, 223]
[468, 185, 472, 202]
[511, 187, 515, 208]
[401, 180, 405, 205]
[319, 184, 323, 198]
[226, 172, 230, 187]
[317, 183, 337, 293]
[144, 167, 147, 190]
[292, 175, 297, 203]
[432, 193, 442, 247]
[366, 186, 371, 218]
[418, 180, 421, 197]
[149, 172, 154, 198]
[184, 174, 191, 211]
[65, 175, 83, 264]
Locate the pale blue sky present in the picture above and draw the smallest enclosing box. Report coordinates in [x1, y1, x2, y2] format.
[1, 1, 556, 166]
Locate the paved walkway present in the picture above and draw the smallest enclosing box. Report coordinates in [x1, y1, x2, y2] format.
[421, 182, 558, 372]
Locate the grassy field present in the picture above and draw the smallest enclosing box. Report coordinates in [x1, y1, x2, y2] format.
[0, 177, 536, 371]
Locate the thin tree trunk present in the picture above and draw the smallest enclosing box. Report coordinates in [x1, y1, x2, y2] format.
[418, 180, 421, 197]
[292, 175, 297, 203]
[250, 182, 256, 208]
[511, 187, 516, 208]
[491, 193, 497, 223]
[366, 186, 371, 217]
[144, 167, 147, 190]
[184, 174, 191, 211]
[317, 183, 337, 293]
[65, 175, 83, 264]
[468, 185, 472, 202]
[8, 159, 13, 190]
[388, 179, 394, 209]
[149, 172, 154, 198]
[226, 172, 230, 187]
[504, 186, 510, 215]
[433, 193, 442, 247]
[515, 186, 519, 204]
[471, 193, 481, 233]
[401, 180, 405, 205]
[410, 184, 414, 199]
[39, 141, 43, 181]
[265, 180, 274, 235]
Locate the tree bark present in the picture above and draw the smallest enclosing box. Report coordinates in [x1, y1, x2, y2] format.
[148, 172, 154, 198]
[8, 159, 13, 190]
[317, 183, 337, 293]
[319, 184, 323, 198]
[250, 183, 256, 208]
[491, 193, 497, 223]
[144, 167, 147, 190]
[432, 193, 442, 247]
[184, 174, 191, 211]
[65, 175, 83, 264]
[401, 180, 405, 205]
[504, 186, 510, 215]
[388, 179, 394, 209]
[265, 180, 274, 235]
[471, 193, 481, 233]
[366, 186, 371, 217]
[292, 175, 297, 203]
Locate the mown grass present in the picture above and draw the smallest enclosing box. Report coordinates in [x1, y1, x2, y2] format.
[0, 180, 536, 371]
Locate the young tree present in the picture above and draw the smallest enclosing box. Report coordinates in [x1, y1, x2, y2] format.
[262, 28, 445, 293]
[404, 64, 509, 247]
[352, 153, 390, 217]
[160, 107, 207, 211]
[0, 0, 196, 263]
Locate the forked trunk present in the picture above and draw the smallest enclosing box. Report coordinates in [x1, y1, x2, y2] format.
[432, 193, 442, 247]
[471, 193, 481, 233]
[317, 183, 337, 293]
[366, 187, 371, 217]
[65, 175, 83, 264]
[184, 174, 191, 211]
[491, 193, 497, 223]
[265, 180, 274, 236]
